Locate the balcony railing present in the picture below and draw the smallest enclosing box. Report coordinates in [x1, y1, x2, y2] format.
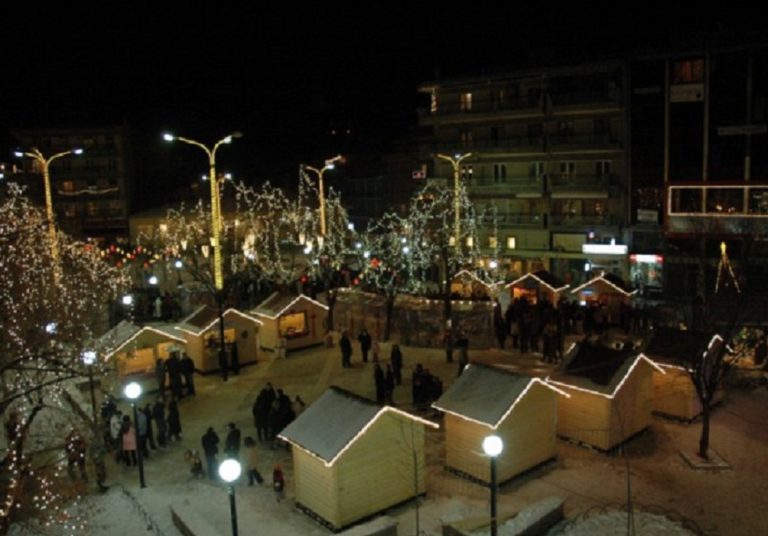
[549, 89, 623, 108]
[470, 176, 544, 194]
[430, 136, 544, 154]
[547, 133, 622, 150]
[481, 212, 546, 227]
[548, 174, 611, 192]
[549, 213, 616, 226]
[428, 96, 543, 117]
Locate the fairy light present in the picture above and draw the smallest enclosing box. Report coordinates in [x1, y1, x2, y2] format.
[505, 272, 570, 293]
[570, 271, 638, 297]
[175, 306, 264, 335]
[0, 183, 127, 530]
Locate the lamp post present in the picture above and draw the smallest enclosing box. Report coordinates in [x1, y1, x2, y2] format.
[436, 152, 472, 248]
[124, 382, 146, 488]
[81, 350, 98, 427]
[482, 435, 504, 536]
[301, 155, 343, 237]
[14, 147, 83, 266]
[219, 459, 242, 536]
[162, 132, 241, 291]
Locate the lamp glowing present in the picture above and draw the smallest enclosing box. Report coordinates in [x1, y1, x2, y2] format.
[175, 260, 183, 269]
[219, 459, 242, 482]
[81, 351, 97, 366]
[73, 148, 84, 155]
[122, 294, 134, 306]
[163, 133, 175, 142]
[45, 322, 57, 334]
[124, 382, 142, 400]
[148, 276, 158, 285]
[482, 435, 503, 457]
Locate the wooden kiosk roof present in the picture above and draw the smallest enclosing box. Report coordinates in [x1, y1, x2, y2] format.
[432, 364, 568, 430]
[570, 272, 637, 296]
[175, 306, 263, 335]
[548, 342, 664, 398]
[505, 270, 569, 293]
[252, 292, 328, 319]
[279, 387, 437, 467]
[97, 320, 186, 359]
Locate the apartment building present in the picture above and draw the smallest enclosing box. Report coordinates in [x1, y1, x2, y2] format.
[418, 61, 629, 286]
[11, 125, 133, 242]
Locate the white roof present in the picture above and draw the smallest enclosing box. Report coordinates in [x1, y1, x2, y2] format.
[97, 321, 186, 358]
[279, 387, 437, 467]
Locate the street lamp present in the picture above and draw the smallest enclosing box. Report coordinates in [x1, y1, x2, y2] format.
[436, 152, 472, 248]
[162, 132, 242, 291]
[482, 435, 504, 536]
[14, 147, 84, 267]
[124, 382, 146, 488]
[301, 155, 343, 237]
[81, 350, 98, 427]
[219, 459, 242, 536]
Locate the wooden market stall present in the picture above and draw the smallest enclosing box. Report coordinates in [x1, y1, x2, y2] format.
[432, 364, 568, 484]
[174, 306, 262, 373]
[644, 326, 724, 420]
[450, 270, 496, 300]
[98, 321, 187, 378]
[278, 386, 438, 532]
[505, 270, 569, 306]
[251, 292, 328, 352]
[570, 272, 637, 325]
[547, 341, 663, 451]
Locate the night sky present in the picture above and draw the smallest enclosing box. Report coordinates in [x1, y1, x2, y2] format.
[0, 4, 759, 208]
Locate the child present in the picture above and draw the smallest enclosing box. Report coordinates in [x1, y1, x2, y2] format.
[185, 449, 205, 479]
[272, 463, 285, 502]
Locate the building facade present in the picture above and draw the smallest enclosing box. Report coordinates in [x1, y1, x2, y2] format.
[11, 125, 134, 243]
[418, 61, 629, 287]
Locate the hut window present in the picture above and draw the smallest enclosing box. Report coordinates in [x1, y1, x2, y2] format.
[279, 312, 308, 338]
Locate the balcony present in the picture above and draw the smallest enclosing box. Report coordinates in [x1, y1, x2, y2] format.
[419, 96, 544, 124]
[481, 212, 546, 228]
[549, 89, 623, 111]
[469, 176, 544, 196]
[547, 174, 611, 197]
[549, 213, 617, 227]
[428, 136, 544, 155]
[547, 133, 623, 152]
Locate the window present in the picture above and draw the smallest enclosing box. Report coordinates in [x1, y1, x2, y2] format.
[466, 236, 474, 247]
[430, 90, 438, 114]
[460, 92, 473, 111]
[86, 202, 99, 216]
[493, 164, 507, 182]
[279, 312, 308, 338]
[460, 165, 473, 180]
[506, 236, 517, 250]
[672, 58, 705, 84]
[488, 236, 498, 248]
[595, 161, 612, 176]
[560, 161, 575, 178]
[593, 118, 609, 135]
[490, 89, 504, 109]
[529, 162, 544, 178]
[61, 180, 75, 192]
[459, 128, 473, 146]
[558, 120, 575, 136]
[490, 127, 502, 146]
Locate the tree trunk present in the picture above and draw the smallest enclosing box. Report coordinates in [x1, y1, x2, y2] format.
[383, 293, 395, 342]
[698, 399, 711, 460]
[442, 252, 453, 362]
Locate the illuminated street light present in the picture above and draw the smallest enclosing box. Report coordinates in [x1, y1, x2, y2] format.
[14, 147, 84, 268]
[124, 382, 146, 488]
[219, 459, 242, 536]
[482, 435, 504, 536]
[436, 152, 472, 247]
[301, 155, 343, 237]
[162, 131, 242, 291]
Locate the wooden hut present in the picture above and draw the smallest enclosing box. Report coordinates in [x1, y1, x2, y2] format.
[570, 272, 636, 325]
[432, 364, 568, 484]
[98, 321, 187, 378]
[278, 387, 438, 531]
[644, 327, 724, 420]
[252, 292, 328, 352]
[547, 341, 663, 451]
[174, 306, 262, 373]
[505, 270, 569, 306]
[450, 270, 496, 300]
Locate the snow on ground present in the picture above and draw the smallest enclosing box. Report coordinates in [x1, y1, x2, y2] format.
[10, 332, 768, 535]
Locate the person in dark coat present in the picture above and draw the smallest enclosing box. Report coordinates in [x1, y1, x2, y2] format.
[253, 385, 273, 442]
[340, 332, 352, 368]
[165, 353, 183, 399]
[167, 399, 182, 441]
[180, 352, 196, 396]
[143, 404, 157, 450]
[374, 364, 385, 403]
[358, 329, 372, 363]
[218, 349, 229, 382]
[224, 423, 241, 458]
[390, 344, 403, 385]
[384, 364, 395, 405]
[155, 358, 166, 399]
[201, 427, 220, 480]
[230, 342, 240, 375]
[152, 399, 167, 447]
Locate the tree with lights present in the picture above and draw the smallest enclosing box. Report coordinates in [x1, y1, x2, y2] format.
[0, 184, 128, 534]
[407, 183, 482, 361]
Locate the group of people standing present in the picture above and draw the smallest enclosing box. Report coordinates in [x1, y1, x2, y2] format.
[252, 382, 305, 445]
[339, 329, 385, 368]
[155, 352, 196, 400]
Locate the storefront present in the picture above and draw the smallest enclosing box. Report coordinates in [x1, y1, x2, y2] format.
[505, 270, 569, 306]
[98, 321, 187, 378]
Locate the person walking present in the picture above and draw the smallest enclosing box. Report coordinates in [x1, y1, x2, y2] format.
[201, 427, 220, 480]
[340, 332, 352, 368]
[358, 328, 372, 363]
[180, 352, 196, 396]
[167, 399, 182, 441]
[121, 415, 137, 467]
[390, 344, 403, 385]
[243, 437, 264, 485]
[224, 423, 241, 459]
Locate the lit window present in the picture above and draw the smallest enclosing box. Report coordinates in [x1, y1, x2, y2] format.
[466, 236, 474, 247]
[459, 128, 473, 146]
[560, 162, 575, 178]
[460, 92, 473, 111]
[507, 237, 517, 250]
[460, 165, 473, 179]
[61, 180, 75, 192]
[488, 236, 498, 248]
[449, 236, 456, 246]
[493, 164, 507, 182]
[430, 90, 438, 114]
[159, 224, 168, 233]
[672, 59, 704, 84]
